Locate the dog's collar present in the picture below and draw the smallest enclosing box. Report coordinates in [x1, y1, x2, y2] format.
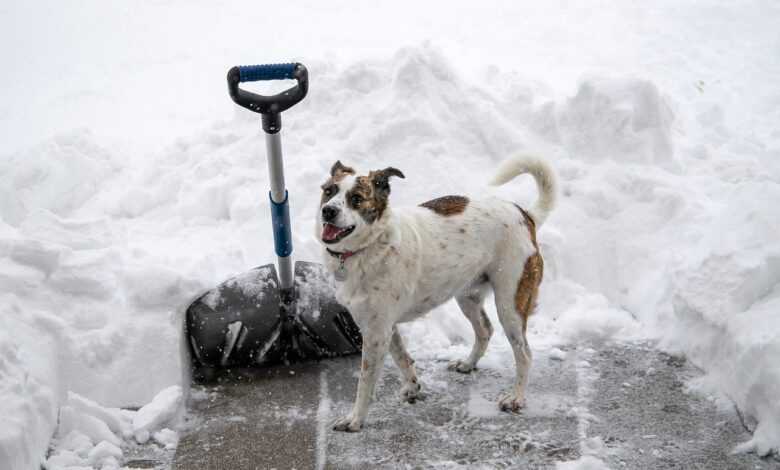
[327, 247, 365, 282]
[326, 247, 364, 262]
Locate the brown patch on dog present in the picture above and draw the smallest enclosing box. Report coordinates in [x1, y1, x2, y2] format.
[516, 253, 543, 332]
[513, 204, 543, 332]
[420, 195, 469, 216]
[348, 175, 382, 221]
[320, 161, 355, 205]
[320, 183, 338, 205]
[346, 167, 404, 223]
[330, 160, 355, 180]
[513, 204, 537, 243]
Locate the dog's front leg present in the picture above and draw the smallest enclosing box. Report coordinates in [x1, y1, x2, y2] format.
[333, 323, 392, 432]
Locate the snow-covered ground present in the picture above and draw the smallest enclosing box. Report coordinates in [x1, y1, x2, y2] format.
[1, 1, 779, 468]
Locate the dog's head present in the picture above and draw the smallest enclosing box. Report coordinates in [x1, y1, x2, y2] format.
[317, 160, 405, 249]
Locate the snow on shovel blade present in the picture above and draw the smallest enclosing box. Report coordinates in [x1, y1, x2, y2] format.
[186, 265, 283, 370]
[290, 261, 362, 359]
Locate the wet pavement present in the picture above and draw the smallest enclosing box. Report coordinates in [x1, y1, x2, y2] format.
[171, 343, 775, 469]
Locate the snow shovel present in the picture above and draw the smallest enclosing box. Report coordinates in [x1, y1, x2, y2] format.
[186, 63, 361, 381]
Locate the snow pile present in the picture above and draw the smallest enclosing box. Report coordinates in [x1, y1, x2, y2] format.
[44, 387, 181, 470]
[668, 188, 780, 457]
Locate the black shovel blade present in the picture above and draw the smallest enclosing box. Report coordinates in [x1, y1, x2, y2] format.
[186, 265, 283, 369]
[186, 261, 362, 377]
[291, 261, 362, 359]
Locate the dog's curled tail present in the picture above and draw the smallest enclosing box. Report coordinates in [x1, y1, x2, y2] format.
[489, 155, 557, 226]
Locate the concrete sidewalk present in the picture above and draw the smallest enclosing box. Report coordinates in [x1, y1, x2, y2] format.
[172, 343, 774, 469]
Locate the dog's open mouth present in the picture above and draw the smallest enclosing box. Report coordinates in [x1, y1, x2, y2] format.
[321, 223, 355, 244]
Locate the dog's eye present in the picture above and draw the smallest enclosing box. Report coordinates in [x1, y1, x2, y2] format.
[350, 194, 363, 206]
[323, 185, 336, 197]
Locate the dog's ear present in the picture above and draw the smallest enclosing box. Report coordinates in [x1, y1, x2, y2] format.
[330, 160, 355, 178]
[370, 167, 405, 194]
[382, 167, 405, 180]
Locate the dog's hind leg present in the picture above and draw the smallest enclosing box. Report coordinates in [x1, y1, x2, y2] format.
[448, 282, 493, 374]
[389, 326, 421, 403]
[492, 253, 542, 412]
[494, 287, 532, 412]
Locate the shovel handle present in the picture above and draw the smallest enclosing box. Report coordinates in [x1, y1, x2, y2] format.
[227, 62, 308, 133]
[237, 63, 297, 82]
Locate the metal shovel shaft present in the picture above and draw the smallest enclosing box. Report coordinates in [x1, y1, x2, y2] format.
[265, 130, 294, 291]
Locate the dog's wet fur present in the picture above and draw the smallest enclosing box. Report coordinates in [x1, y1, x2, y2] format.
[317, 155, 557, 431]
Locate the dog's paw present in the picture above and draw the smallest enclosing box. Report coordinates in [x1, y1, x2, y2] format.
[447, 359, 475, 374]
[332, 414, 362, 432]
[400, 381, 422, 403]
[498, 394, 526, 413]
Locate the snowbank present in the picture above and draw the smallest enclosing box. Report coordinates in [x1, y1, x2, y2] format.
[666, 183, 780, 457]
[2, 1, 779, 467]
[0, 311, 64, 470]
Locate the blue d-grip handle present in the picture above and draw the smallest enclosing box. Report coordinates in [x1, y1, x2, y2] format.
[238, 63, 297, 82]
[227, 62, 308, 132]
[270, 191, 293, 257]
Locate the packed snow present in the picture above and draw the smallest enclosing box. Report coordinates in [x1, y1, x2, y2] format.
[43, 387, 181, 470]
[2, 1, 779, 468]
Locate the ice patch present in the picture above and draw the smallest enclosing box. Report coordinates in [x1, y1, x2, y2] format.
[556, 455, 611, 470]
[467, 389, 500, 418]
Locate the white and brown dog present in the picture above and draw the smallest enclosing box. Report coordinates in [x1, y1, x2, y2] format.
[316, 155, 557, 432]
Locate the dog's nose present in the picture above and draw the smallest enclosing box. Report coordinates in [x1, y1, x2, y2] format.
[322, 206, 339, 222]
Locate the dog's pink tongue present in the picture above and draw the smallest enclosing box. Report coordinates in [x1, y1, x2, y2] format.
[322, 223, 343, 241]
